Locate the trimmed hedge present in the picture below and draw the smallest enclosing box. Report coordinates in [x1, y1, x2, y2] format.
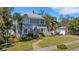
[57, 44, 67, 49]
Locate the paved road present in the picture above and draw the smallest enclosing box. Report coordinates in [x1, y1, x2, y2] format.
[71, 47, 79, 51]
[33, 45, 56, 51]
[64, 40, 79, 45]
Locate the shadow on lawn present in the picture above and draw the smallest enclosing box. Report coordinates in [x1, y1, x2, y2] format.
[0, 43, 14, 51]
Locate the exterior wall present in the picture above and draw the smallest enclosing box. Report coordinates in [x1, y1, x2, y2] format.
[22, 17, 49, 36]
[37, 26, 48, 35]
[59, 30, 66, 35]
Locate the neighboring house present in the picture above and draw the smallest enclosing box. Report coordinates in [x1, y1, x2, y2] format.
[21, 13, 50, 36]
[56, 26, 68, 35]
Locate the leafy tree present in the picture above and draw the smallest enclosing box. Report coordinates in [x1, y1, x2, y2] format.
[59, 15, 74, 27]
[0, 7, 13, 43]
[67, 17, 79, 31]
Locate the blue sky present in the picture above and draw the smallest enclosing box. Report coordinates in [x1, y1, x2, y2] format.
[13, 7, 79, 19]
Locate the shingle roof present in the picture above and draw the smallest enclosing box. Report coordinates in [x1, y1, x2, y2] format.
[22, 13, 44, 19]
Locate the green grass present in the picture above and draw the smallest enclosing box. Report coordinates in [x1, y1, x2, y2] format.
[53, 43, 79, 51]
[39, 36, 75, 48]
[5, 40, 35, 51]
[67, 43, 79, 50]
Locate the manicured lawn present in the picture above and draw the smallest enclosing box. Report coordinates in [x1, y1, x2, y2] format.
[53, 43, 79, 51]
[5, 40, 35, 51]
[38, 36, 75, 48]
[67, 43, 79, 50]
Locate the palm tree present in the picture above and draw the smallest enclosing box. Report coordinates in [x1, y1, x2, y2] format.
[43, 14, 57, 31]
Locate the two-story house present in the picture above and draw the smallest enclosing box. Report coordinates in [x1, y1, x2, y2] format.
[21, 13, 50, 36]
[11, 13, 52, 38]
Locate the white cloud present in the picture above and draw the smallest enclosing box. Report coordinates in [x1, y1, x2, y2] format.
[52, 7, 79, 15]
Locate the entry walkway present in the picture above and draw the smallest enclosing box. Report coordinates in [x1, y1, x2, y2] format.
[32, 40, 42, 50]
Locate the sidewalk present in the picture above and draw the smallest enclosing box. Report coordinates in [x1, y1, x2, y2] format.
[71, 47, 79, 51]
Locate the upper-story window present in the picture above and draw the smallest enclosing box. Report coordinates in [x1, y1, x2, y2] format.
[41, 20, 44, 24]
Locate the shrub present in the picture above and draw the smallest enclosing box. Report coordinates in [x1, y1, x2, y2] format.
[27, 33, 33, 37]
[21, 34, 27, 40]
[26, 33, 33, 40]
[8, 35, 18, 43]
[0, 32, 5, 45]
[26, 36, 33, 41]
[21, 33, 33, 41]
[33, 34, 39, 39]
[0, 38, 5, 45]
[39, 32, 45, 37]
[57, 44, 67, 49]
[0, 36, 5, 45]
